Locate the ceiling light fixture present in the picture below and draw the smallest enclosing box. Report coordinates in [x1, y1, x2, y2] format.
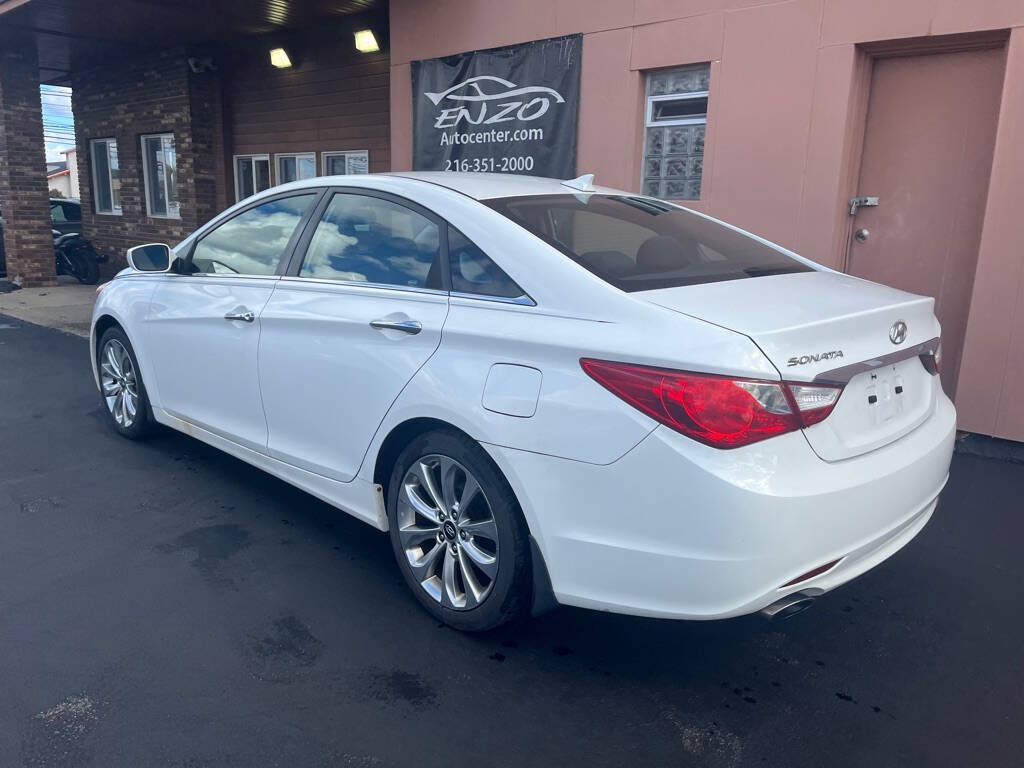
[354, 29, 379, 53]
[269, 48, 292, 68]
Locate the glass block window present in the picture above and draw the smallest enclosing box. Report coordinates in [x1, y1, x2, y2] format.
[643, 64, 710, 201]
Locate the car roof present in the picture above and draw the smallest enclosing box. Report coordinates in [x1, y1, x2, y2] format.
[383, 171, 627, 201]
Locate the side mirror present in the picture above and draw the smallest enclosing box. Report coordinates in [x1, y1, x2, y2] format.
[126, 243, 173, 272]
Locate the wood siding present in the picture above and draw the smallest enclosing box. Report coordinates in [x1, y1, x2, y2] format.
[226, 31, 390, 199]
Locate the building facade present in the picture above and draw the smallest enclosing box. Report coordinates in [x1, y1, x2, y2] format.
[0, 0, 1023, 441]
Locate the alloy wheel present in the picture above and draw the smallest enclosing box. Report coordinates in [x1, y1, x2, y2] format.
[397, 454, 499, 609]
[100, 339, 139, 428]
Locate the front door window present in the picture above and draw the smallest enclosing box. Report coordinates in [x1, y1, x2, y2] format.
[190, 194, 317, 276]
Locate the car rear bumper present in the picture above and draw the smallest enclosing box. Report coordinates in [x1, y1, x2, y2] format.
[484, 391, 956, 620]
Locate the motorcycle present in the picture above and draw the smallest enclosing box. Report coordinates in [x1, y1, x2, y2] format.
[54, 230, 104, 285]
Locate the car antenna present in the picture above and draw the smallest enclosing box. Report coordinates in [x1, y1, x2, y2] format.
[561, 173, 595, 192]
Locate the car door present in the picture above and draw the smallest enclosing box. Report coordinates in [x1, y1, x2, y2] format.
[145, 190, 321, 452]
[258, 189, 449, 482]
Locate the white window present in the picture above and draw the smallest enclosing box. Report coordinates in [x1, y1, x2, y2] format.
[643, 64, 710, 201]
[275, 152, 316, 184]
[141, 133, 179, 218]
[234, 154, 271, 201]
[321, 150, 369, 176]
[90, 138, 121, 215]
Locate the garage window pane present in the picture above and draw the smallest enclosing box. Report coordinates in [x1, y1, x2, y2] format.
[234, 155, 271, 201]
[90, 138, 121, 215]
[142, 133, 178, 218]
[276, 153, 316, 184]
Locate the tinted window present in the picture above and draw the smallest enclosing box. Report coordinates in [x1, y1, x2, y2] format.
[486, 195, 812, 292]
[449, 227, 525, 299]
[300, 193, 441, 289]
[62, 202, 81, 222]
[190, 194, 316, 275]
[50, 202, 67, 223]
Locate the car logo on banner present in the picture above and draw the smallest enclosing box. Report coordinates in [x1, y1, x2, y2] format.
[889, 320, 908, 345]
[424, 75, 566, 128]
[411, 34, 581, 178]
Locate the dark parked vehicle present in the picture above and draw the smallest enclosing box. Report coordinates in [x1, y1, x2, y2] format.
[1, 200, 102, 282]
[49, 198, 82, 236]
[54, 230, 101, 284]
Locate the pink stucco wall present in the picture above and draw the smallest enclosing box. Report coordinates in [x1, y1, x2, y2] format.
[389, 0, 1024, 441]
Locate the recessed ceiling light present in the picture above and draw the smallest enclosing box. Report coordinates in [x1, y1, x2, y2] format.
[269, 48, 292, 68]
[354, 29, 379, 53]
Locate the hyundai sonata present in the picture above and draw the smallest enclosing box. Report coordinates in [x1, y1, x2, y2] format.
[90, 172, 955, 630]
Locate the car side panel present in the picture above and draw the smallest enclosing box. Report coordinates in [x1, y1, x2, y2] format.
[90, 274, 162, 403]
[356, 293, 776, 476]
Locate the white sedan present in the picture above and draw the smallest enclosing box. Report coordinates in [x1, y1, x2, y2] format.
[91, 172, 955, 631]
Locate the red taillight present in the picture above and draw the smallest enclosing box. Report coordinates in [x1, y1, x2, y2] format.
[580, 359, 843, 449]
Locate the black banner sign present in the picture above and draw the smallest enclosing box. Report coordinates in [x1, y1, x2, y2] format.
[411, 35, 581, 178]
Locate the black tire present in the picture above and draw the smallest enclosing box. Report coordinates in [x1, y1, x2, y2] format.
[387, 429, 531, 631]
[97, 326, 154, 439]
[68, 248, 100, 285]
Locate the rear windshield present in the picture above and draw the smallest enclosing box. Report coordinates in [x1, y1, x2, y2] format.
[485, 194, 812, 292]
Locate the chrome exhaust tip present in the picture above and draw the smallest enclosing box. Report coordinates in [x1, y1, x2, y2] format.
[759, 591, 817, 620]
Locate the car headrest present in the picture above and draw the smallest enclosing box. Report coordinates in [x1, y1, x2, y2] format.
[579, 250, 635, 277]
[636, 235, 692, 272]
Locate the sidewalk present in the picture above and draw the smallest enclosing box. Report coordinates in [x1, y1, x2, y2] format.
[0, 276, 97, 337]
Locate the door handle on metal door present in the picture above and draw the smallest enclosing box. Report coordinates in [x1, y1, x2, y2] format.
[224, 308, 255, 323]
[369, 319, 422, 335]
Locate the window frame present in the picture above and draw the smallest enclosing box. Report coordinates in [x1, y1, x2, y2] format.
[279, 186, 536, 306]
[233, 153, 272, 202]
[645, 91, 710, 128]
[321, 149, 370, 176]
[274, 152, 317, 184]
[140, 132, 179, 219]
[89, 138, 121, 216]
[642, 64, 711, 202]
[182, 188, 328, 278]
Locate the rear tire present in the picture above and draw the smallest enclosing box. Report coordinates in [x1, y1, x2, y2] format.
[63, 247, 99, 284]
[387, 429, 531, 631]
[97, 326, 153, 439]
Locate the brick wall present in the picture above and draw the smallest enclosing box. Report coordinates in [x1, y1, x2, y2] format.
[72, 49, 224, 274]
[71, 28, 392, 275]
[0, 42, 56, 285]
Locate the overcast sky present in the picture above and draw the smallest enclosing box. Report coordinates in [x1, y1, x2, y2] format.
[42, 85, 74, 163]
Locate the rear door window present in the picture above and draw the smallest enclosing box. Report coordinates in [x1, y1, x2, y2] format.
[299, 193, 442, 289]
[485, 195, 812, 292]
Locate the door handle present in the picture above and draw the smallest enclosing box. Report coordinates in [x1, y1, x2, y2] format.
[224, 308, 255, 323]
[370, 319, 422, 335]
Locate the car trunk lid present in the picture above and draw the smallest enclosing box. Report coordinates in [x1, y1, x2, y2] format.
[638, 271, 942, 461]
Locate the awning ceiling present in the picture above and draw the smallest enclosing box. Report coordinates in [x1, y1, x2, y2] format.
[0, 0, 383, 83]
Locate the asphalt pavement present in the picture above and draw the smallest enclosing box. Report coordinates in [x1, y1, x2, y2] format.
[1, 315, 1022, 767]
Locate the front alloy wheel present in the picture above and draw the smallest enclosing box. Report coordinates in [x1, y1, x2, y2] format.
[96, 326, 152, 439]
[100, 339, 139, 428]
